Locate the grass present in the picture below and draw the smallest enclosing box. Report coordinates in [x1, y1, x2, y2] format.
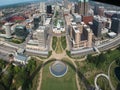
[10, 38, 24, 44]
[41, 61, 77, 90]
[66, 50, 71, 57]
[52, 36, 57, 50]
[110, 62, 120, 89]
[61, 36, 67, 50]
[75, 49, 120, 89]
[55, 37, 63, 54]
[97, 77, 111, 90]
[53, 18, 64, 27]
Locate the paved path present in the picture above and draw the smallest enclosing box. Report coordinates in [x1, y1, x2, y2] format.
[36, 34, 82, 90]
[94, 74, 109, 90]
[108, 61, 115, 90]
[94, 60, 116, 90]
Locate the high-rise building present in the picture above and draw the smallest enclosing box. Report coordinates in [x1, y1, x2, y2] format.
[92, 18, 103, 37]
[64, 0, 69, 9]
[70, 22, 92, 48]
[94, 4, 99, 15]
[72, 25, 81, 48]
[33, 26, 47, 48]
[111, 18, 120, 34]
[47, 5, 52, 14]
[78, 0, 89, 16]
[41, 14, 46, 25]
[74, 3, 79, 13]
[33, 15, 40, 29]
[94, 5, 104, 16]
[3, 23, 12, 38]
[83, 25, 93, 47]
[39, 2, 46, 13]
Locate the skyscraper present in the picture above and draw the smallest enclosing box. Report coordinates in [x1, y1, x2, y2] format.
[33, 15, 40, 29]
[47, 5, 52, 14]
[3, 23, 12, 38]
[78, 0, 89, 16]
[92, 18, 103, 37]
[39, 2, 46, 13]
[111, 18, 120, 34]
[64, 0, 69, 9]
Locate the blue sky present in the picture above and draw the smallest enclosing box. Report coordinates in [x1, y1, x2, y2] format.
[0, 0, 37, 6]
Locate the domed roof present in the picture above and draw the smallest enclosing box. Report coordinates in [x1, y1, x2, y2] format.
[49, 61, 68, 77]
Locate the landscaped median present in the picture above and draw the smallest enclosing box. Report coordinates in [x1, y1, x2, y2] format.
[52, 36, 57, 50]
[55, 37, 63, 54]
[61, 36, 67, 50]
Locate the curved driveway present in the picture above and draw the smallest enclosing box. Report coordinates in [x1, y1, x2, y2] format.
[94, 74, 109, 90]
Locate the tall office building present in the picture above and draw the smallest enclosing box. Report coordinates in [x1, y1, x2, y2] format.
[41, 14, 46, 25]
[36, 26, 47, 48]
[47, 5, 52, 14]
[92, 18, 103, 37]
[94, 5, 104, 16]
[33, 15, 40, 29]
[78, 0, 89, 16]
[64, 0, 69, 9]
[111, 18, 120, 34]
[70, 22, 92, 48]
[74, 3, 79, 13]
[83, 25, 93, 47]
[72, 25, 81, 48]
[39, 2, 46, 13]
[3, 23, 12, 38]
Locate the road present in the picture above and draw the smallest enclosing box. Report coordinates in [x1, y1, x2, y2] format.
[71, 35, 120, 56]
[94, 74, 109, 90]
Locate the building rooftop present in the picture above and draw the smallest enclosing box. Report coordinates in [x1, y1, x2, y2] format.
[73, 13, 81, 18]
[15, 53, 28, 61]
[27, 40, 39, 45]
[73, 26, 80, 33]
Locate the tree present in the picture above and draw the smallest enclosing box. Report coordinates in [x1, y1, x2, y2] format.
[0, 59, 6, 69]
[26, 59, 36, 74]
[0, 83, 5, 90]
[14, 66, 21, 74]
[87, 54, 93, 63]
[116, 83, 120, 90]
[116, 58, 120, 66]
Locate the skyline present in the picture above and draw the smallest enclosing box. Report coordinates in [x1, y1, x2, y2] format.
[0, 0, 39, 6]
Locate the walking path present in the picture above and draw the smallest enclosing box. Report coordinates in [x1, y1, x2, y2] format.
[108, 61, 115, 90]
[94, 60, 115, 90]
[36, 34, 87, 90]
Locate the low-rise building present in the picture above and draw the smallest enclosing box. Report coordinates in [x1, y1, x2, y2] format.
[14, 52, 30, 65]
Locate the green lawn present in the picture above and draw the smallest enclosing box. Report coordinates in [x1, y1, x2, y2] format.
[110, 62, 120, 89]
[97, 77, 111, 90]
[55, 37, 63, 54]
[61, 36, 67, 50]
[52, 36, 57, 50]
[41, 61, 77, 90]
[10, 38, 24, 44]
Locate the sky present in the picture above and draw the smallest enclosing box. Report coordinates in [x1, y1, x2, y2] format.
[0, 0, 37, 6]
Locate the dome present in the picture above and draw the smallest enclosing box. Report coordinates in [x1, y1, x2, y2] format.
[49, 61, 68, 77]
